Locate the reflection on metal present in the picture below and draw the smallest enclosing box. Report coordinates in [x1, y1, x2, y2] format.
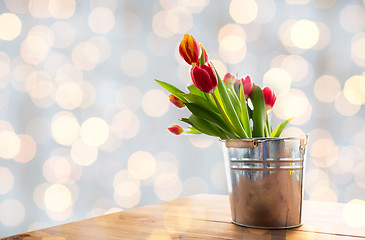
[222, 136, 308, 229]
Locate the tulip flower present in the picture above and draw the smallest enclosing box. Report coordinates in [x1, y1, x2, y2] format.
[179, 34, 201, 66]
[262, 87, 277, 110]
[169, 94, 185, 108]
[199, 44, 208, 64]
[237, 76, 253, 98]
[168, 125, 183, 135]
[223, 73, 236, 86]
[190, 63, 218, 94]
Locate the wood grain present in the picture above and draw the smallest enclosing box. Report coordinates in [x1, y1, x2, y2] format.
[2, 194, 365, 240]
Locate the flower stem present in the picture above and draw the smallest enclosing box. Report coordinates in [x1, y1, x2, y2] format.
[211, 92, 237, 135]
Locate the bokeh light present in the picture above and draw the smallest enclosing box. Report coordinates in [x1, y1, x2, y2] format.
[71, 139, 98, 166]
[339, 5, 365, 33]
[229, 0, 258, 24]
[351, 32, 365, 67]
[44, 184, 72, 212]
[21, 25, 54, 64]
[80, 117, 109, 147]
[111, 110, 140, 139]
[0, 130, 21, 159]
[210, 161, 227, 191]
[128, 151, 156, 180]
[14, 134, 37, 163]
[290, 20, 319, 49]
[335, 92, 361, 116]
[188, 135, 215, 148]
[343, 75, 365, 105]
[314, 75, 341, 103]
[273, 89, 312, 125]
[142, 89, 169, 117]
[343, 199, 365, 228]
[0, 13, 22, 41]
[0, 167, 14, 194]
[49, 0, 76, 19]
[154, 172, 182, 201]
[5, 0, 28, 14]
[72, 41, 100, 71]
[263, 68, 291, 95]
[0, 199, 25, 227]
[51, 112, 80, 146]
[43, 156, 72, 183]
[88, 7, 115, 34]
[218, 24, 247, 64]
[28, 0, 51, 18]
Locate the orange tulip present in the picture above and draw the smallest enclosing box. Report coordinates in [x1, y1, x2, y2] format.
[168, 94, 185, 108]
[179, 34, 201, 66]
[168, 125, 183, 135]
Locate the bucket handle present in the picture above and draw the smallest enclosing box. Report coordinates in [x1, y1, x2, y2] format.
[299, 135, 308, 155]
[225, 139, 258, 148]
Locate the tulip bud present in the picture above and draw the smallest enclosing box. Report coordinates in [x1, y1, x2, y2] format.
[237, 76, 253, 98]
[199, 44, 208, 64]
[168, 125, 183, 135]
[168, 94, 185, 108]
[190, 63, 218, 94]
[179, 34, 201, 66]
[223, 73, 236, 86]
[262, 87, 277, 110]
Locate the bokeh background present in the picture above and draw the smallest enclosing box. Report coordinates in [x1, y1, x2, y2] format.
[1, 0, 365, 237]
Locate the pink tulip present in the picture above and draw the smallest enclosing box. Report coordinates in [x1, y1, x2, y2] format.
[239, 76, 253, 98]
[190, 63, 218, 94]
[168, 94, 185, 108]
[263, 87, 277, 110]
[168, 125, 183, 135]
[223, 73, 236, 86]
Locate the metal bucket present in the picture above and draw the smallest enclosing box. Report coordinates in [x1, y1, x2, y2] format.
[222, 136, 308, 229]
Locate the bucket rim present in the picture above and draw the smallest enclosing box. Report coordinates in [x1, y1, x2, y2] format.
[221, 135, 309, 149]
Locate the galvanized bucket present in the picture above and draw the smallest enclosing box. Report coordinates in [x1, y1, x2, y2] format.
[222, 136, 308, 229]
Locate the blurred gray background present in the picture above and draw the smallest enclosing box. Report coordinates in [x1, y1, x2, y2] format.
[0, 0, 365, 237]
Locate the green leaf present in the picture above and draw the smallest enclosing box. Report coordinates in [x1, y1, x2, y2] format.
[181, 93, 219, 114]
[227, 87, 241, 118]
[155, 79, 186, 101]
[187, 83, 206, 98]
[214, 66, 248, 138]
[185, 103, 237, 138]
[251, 84, 266, 138]
[185, 127, 202, 134]
[239, 84, 252, 138]
[270, 117, 294, 138]
[181, 115, 228, 138]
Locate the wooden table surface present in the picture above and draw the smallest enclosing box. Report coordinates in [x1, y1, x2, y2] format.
[3, 194, 365, 240]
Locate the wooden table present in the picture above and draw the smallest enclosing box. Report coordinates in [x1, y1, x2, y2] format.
[3, 194, 365, 240]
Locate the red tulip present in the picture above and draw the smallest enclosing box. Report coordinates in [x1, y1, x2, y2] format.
[179, 34, 201, 66]
[263, 87, 277, 110]
[239, 76, 253, 98]
[169, 94, 185, 108]
[223, 73, 236, 86]
[190, 63, 218, 94]
[168, 125, 183, 135]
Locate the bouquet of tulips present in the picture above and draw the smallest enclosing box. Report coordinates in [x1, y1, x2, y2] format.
[156, 34, 292, 139]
